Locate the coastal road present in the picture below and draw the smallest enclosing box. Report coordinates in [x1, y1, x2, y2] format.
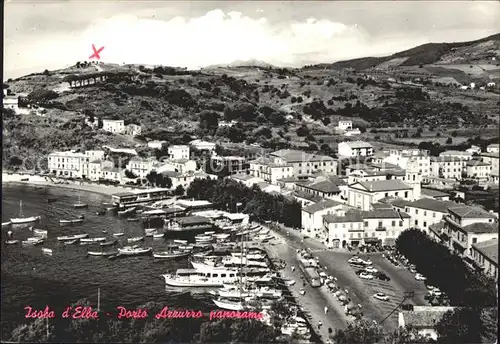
[266, 225, 429, 332]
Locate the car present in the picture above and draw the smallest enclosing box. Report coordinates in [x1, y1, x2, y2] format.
[359, 272, 374, 280]
[299, 289, 306, 295]
[365, 267, 378, 274]
[376, 272, 390, 281]
[355, 269, 365, 275]
[373, 293, 390, 301]
[429, 289, 442, 297]
[415, 273, 427, 281]
[425, 284, 437, 290]
[409, 267, 417, 273]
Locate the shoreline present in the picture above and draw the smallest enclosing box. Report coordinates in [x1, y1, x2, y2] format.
[2, 173, 138, 198]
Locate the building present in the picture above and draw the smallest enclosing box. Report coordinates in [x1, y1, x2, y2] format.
[337, 120, 353, 131]
[442, 206, 498, 259]
[102, 119, 125, 134]
[125, 124, 142, 137]
[395, 198, 458, 234]
[430, 156, 465, 180]
[398, 306, 456, 341]
[471, 239, 498, 281]
[338, 141, 374, 158]
[323, 209, 411, 248]
[348, 180, 415, 211]
[301, 199, 345, 239]
[270, 149, 337, 176]
[465, 159, 492, 182]
[165, 159, 197, 174]
[382, 149, 431, 175]
[466, 145, 481, 155]
[48, 151, 91, 178]
[190, 139, 216, 151]
[168, 145, 190, 160]
[88, 160, 102, 181]
[249, 157, 294, 184]
[230, 173, 264, 188]
[101, 166, 122, 182]
[126, 157, 156, 178]
[420, 188, 450, 201]
[480, 151, 499, 183]
[439, 150, 473, 161]
[208, 155, 248, 176]
[256, 182, 281, 194]
[148, 140, 167, 150]
[296, 180, 343, 201]
[293, 190, 324, 207]
[486, 143, 500, 153]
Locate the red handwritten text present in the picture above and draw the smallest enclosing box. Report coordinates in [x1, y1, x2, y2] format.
[72, 306, 99, 319]
[24, 306, 56, 319]
[155, 307, 203, 319]
[117, 306, 148, 319]
[209, 310, 264, 321]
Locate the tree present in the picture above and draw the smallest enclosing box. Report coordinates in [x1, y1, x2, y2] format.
[451, 131, 458, 137]
[436, 308, 482, 343]
[174, 185, 185, 196]
[331, 319, 384, 344]
[198, 110, 220, 131]
[296, 125, 310, 137]
[446, 137, 453, 144]
[124, 170, 137, 179]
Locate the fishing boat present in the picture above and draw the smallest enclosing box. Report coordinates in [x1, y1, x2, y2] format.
[59, 218, 84, 225]
[22, 238, 45, 246]
[113, 233, 125, 237]
[153, 247, 192, 259]
[153, 233, 165, 239]
[100, 239, 117, 247]
[73, 195, 88, 209]
[117, 246, 152, 256]
[33, 228, 48, 237]
[2, 221, 12, 227]
[173, 240, 188, 245]
[88, 251, 118, 257]
[212, 298, 249, 310]
[57, 233, 88, 241]
[127, 236, 144, 244]
[64, 239, 79, 245]
[5, 240, 19, 245]
[80, 237, 106, 243]
[10, 200, 41, 224]
[47, 198, 57, 203]
[194, 234, 213, 243]
[145, 228, 158, 237]
[214, 233, 231, 241]
[42, 248, 53, 255]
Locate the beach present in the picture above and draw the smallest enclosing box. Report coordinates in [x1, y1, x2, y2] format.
[2, 173, 139, 197]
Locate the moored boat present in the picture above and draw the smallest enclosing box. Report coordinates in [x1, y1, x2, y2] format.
[88, 251, 118, 256]
[2, 221, 12, 227]
[127, 236, 144, 244]
[59, 218, 84, 225]
[5, 240, 19, 245]
[11, 201, 41, 225]
[118, 207, 136, 216]
[127, 217, 140, 222]
[153, 233, 165, 239]
[113, 232, 125, 237]
[153, 249, 191, 259]
[42, 248, 53, 255]
[22, 238, 45, 246]
[73, 196, 88, 209]
[173, 239, 188, 245]
[57, 233, 88, 241]
[33, 228, 48, 237]
[117, 246, 152, 256]
[80, 237, 106, 243]
[100, 239, 117, 247]
[64, 239, 79, 245]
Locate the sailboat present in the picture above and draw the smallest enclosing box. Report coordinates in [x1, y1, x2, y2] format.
[10, 200, 41, 224]
[73, 195, 88, 209]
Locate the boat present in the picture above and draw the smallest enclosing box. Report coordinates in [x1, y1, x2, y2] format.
[162, 267, 271, 287]
[113, 233, 125, 237]
[22, 238, 45, 246]
[57, 233, 88, 241]
[173, 240, 188, 245]
[212, 297, 267, 311]
[153, 233, 165, 239]
[231, 252, 266, 260]
[153, 249, 192, 259]
[73, 195, 88, 209]
[42, 248, 53, 255]
[117, 246, 152, 256]
[214, 233, 231, 241]
[64, 239, 79, 245]
[47, 198, 57, 203]
[127, 217, 140, 222]
[2, 221, 12, 227]
[145, 228, 158, 237]
[10, 201, 41, 224]
[88, 251, 118, 256]
[195, 234, 213, 243]
[127, 236, 144, 244]
[100, 240, 117, 247]
[33, 229, 48, 237]
[118, 207, 136, 216]
[80, 237, 107, 243]
[59, 218, 84, 225]
[5, 240, 19, 245]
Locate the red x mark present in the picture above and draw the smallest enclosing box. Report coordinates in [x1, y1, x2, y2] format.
[89, 44, 104, 60]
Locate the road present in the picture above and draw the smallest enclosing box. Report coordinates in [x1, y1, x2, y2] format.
[266, 224, 429, 333]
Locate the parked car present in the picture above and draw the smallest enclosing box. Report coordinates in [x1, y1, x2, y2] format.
[376, 272, 390, 281]
[359, 272, 374, 280]
[355, 269, 365, 275]
[373, 292, 390, 301]
[365, 267, 378, 274]
[415, 273, 427, 281]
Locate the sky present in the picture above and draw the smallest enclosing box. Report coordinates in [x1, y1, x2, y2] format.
[4, 1, 500, 79]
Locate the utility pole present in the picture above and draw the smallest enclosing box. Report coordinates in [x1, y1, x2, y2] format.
[379, 291, 414, 325]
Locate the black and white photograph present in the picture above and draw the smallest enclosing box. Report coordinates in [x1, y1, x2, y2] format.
[2, 1, 499, 343]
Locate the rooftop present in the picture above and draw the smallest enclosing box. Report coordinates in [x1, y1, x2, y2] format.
[466, 160, 491, 167]
[421, 188, 449, 198]
[480, 152, 500, 159]
[176, 200, 212, 208]
[277, 176, 302, 183]
[324, 211, 364, 224]
[390, 199, 412, 208]
[293, 191, 324, 203]
[400, 307, 455, 328]
[303, 180, 341, 194]
[472, 239, 498, 264]
[448, 206, 497, 219]
[303, 199, 343, 214]
[250, 157, 290, 167]
[362, 210, 410, 219]
[175, 216, 211, 225]
[407, 198, 457, 213]
[461, 222, 498, 234]
[371, 203, 394, 210]
[353, 179, 412, 192]
[271, 149, 334, 163]
[439, 150, 472, 156]
[340, 141, 373, 149]
[231, 173, 255, 181]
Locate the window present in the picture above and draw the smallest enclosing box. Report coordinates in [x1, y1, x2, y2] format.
[433, 212, 436, 218]
[395, 192, 399, 197]
[357, 233, 361, 238]
[415, 220, 418, 226]
[364, 221, 368, 227]
[378, 221, 383, 228]
[385, 193, 389, 197]
[404, 191, 408, 198]
[424, 211, 427, 216]
[399, 221, 403, 227]
[423, 222, 427, 227]
[472, 237, 477, 244]
[415, 210, 419, 215]
[391, 221, 396, 227]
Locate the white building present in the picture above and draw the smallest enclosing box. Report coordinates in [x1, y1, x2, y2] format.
[338, 141, 374, 158]
[230, 173, 264, 188]
[439, 150, 472, 161]
[161, 159, 197, 174]
[471, 239, 498, 281]
[126, 156, 156, 178]
[466, 160, 492, 182]
[337, 120, 353, 131]
[190, 139, 216, 151]
[85, 150, 105, 161]
[383, 149, 431, 175]
[102, 119, 125, 134]
[148, 140, 167, 150]
[168, 145, 190, 160]
[480, 151, 499, 183]
[430, 156, 466, 180]
[249, 157, 294, 184]
[48, 151, 90, 178]
[398, 307, 456, 341]
[270, 149, 337, 176]
[466, 145, 481, 155]
[301, 199, 345, 240]
[101, 167, 122, 182]
[88, 160, 102, 181]
[125, 124, 142, 137]
[486, 143, 500, 153]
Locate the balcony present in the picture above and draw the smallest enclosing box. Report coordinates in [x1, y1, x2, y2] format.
[375, 226, 386, 232]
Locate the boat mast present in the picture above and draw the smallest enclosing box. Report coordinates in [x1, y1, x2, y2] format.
[19, 200, 23, 217]
[97, 287, 101, 312]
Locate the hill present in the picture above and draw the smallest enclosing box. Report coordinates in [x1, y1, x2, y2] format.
[328, 33, 500, 70]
